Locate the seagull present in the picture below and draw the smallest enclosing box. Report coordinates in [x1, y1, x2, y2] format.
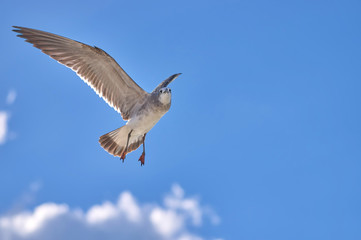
[13, 26, 181, 166]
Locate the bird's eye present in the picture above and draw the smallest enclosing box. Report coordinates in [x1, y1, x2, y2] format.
[160, 90, 163, 93]
[169, 89, 171, 92]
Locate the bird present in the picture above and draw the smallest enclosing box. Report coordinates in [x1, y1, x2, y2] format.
[13, 26, 181, 166]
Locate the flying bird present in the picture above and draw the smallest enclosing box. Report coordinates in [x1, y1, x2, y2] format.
[13, 26, 181, 166]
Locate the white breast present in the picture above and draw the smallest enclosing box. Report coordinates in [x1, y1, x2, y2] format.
[126, 109, 166, 135]
[126, 92, 171, 136]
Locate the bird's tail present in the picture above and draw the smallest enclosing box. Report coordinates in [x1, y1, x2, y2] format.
[99, 125, 143, 157]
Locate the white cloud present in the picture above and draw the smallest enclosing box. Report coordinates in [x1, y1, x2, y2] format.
[86, 201, 117, 224]
[6, 90, 17, 105]
[117, 191, 141, 222]
[85, 191, 141, 225]
[0, 184, 221, 240]
[0, 203, 68, 236]
[0, 111, 9, 144]
[150, 207, 184, 237]
[178, 234, 204, 240]
[164, 184, 203, 226]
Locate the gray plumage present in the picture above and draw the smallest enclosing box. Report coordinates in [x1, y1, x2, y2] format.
[13, 26, 181, 164]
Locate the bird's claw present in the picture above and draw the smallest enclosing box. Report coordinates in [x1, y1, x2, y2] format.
[138, 152, 145, 166]
[120, 152, 127, 162]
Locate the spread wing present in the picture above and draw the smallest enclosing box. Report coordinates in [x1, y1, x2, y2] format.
[13, 26, 149, 120]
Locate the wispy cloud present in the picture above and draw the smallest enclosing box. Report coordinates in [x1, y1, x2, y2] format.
[6, 90, 17, 105]
[0, 90, 17, 145]
[5, 181, 43, 216]
[0, 184, 221, 240]
[0, 111, 9, 145]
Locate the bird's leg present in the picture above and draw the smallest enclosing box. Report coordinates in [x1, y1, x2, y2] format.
[138, 133, 147, 166]
[120, 129, 133, 162]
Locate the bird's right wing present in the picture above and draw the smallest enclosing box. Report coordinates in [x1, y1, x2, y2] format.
[13, 26, 149, 120]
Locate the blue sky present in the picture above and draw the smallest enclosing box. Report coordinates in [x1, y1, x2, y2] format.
[1, 0, 361, 239]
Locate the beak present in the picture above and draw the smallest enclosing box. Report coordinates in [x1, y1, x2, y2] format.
[153, 73, 182, 93]
[173, 73, 182, 78]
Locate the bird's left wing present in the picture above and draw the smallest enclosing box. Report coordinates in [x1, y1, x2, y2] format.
[13, 26, 149, 120]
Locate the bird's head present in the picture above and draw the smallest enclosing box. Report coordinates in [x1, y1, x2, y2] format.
[158, 87, 172, 105]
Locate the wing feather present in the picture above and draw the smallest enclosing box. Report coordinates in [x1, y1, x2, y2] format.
[13, 26, 148, 120]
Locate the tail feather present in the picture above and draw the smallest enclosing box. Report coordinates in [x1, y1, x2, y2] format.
[99, 126, 143, 157]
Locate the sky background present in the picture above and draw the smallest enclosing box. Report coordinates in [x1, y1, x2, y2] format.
[1, 0, 361, 239]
